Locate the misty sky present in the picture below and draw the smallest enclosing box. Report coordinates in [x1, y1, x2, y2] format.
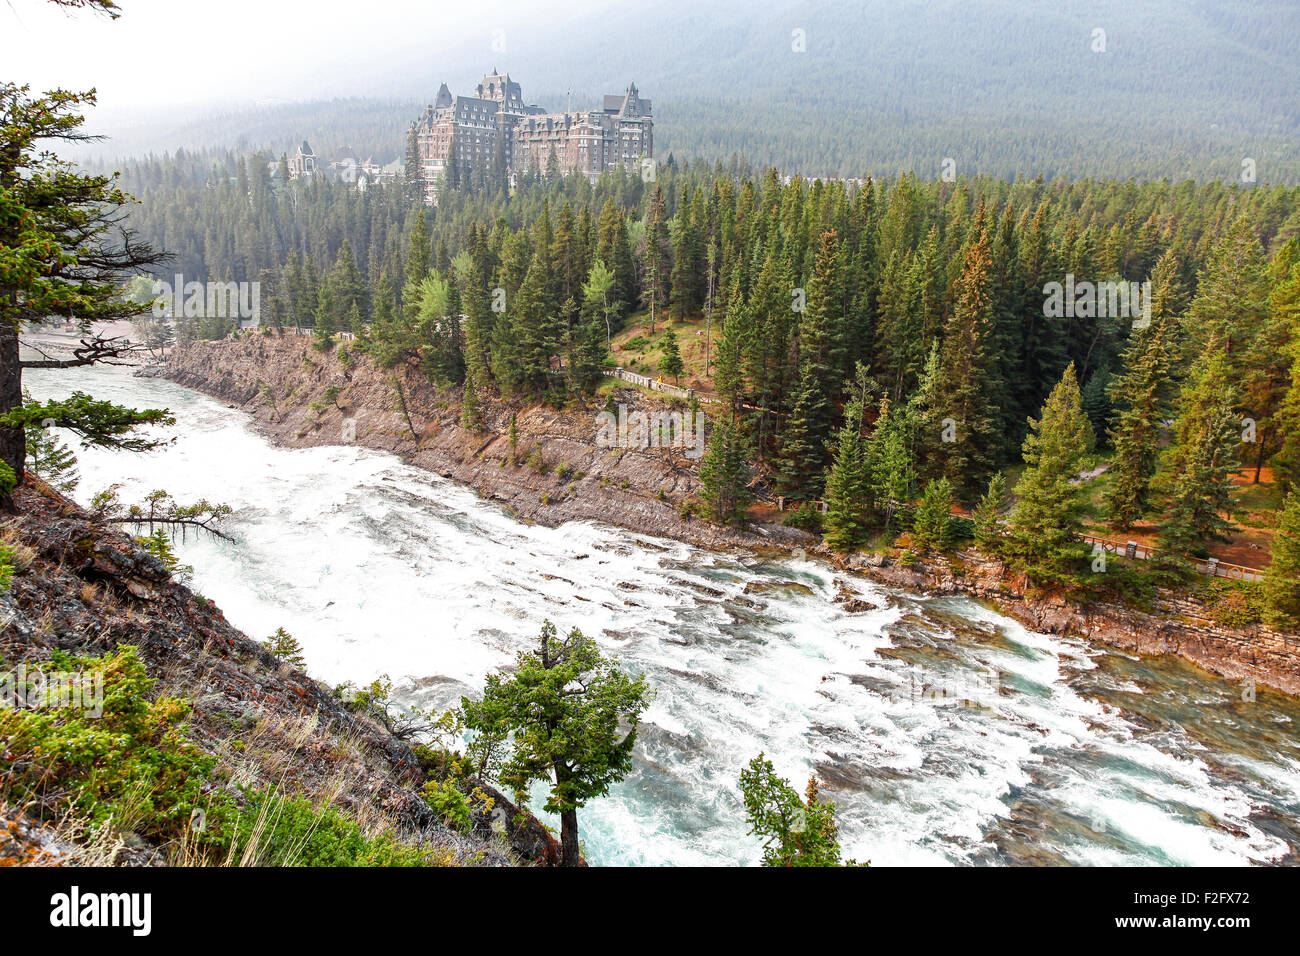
[0, 0, 615, 110]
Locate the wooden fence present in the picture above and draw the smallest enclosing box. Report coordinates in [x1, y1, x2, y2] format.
[601, 367, 773, 414]
[601, 367, 721, 404]
[1080, 533, 1263, 581]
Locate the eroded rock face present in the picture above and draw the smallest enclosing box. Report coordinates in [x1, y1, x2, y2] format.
[165, 334, 811, 555]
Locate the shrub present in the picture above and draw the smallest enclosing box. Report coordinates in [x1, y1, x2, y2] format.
[525, 446, 547, 475]
[783, 503, 823, 533]
[0, 645, 231, 846]
[422, 778, 472, 831]
[229, 789, 434, 866]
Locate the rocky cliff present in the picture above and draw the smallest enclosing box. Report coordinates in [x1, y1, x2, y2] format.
[165, 332, 809, 553]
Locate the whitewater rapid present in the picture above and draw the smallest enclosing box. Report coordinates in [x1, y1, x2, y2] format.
[25, 363, 1300, 866]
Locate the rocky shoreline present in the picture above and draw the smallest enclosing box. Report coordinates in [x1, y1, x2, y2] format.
[161, 334, 1300, 698]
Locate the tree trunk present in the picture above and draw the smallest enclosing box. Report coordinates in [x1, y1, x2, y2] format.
[553, 760, 581, 866]
[0, 321, 25, 490]
[559, 807, 580, 867]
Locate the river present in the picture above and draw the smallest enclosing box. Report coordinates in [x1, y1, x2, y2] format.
[25, 362, 1300, 866]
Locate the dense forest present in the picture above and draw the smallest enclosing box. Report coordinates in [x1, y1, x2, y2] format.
[110, 145, 1300, 618]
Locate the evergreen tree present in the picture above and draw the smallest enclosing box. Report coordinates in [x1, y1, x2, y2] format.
[972, 472, 1007, 555]
[1, 83, 169, 491]
[1004, 364, 1096, 582]
[934, 228, 1000, 497]
[460, 619, 650, 867]
[911, 477, 953, 554]
[698, 417, 753, 526]
[1263, 491, 1300, 627]
[822, 394, 871, 553]
[739, 753, 844, 868]
[26, 420, 79, 493]
[1155, 345, 1239, 571]
[867, 395, 916, 534]
[775, 231, 843, 500]
[657, 326, 684, 383]
[1105, 254, 1181, 529]
[643, 185, 671, 334]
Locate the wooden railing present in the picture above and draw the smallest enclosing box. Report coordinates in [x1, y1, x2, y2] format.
[1080, 533, 1263, 581]
[601, 367, 773, 414]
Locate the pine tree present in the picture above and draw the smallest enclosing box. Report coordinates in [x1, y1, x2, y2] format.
[26, 420, 79, 493]
[643, 185, 671, 334]
[1105, 254, 1182, 529]
[867, 396, 916, 534]
[972, 472, 1007, 555]
[262, 627, 306, 668]
[822, 394, 871, 552]
[935, 228, 1000, 498]
[657, 326, 684, 383]
[1263, 491, 1300, 627]
[1004, 364, 1096, 582]
[1184, 215, 1268, 371]
[775, 231, 843, 500]
[713, 275, 746, 412]
[1155, 345, 1239, 571]
[698, 417, 752, 526]
[911, 477, 953, 554]
[1274, 249, 1300, 489]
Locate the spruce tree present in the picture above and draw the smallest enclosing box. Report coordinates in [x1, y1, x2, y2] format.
[935, 228, 1000, 498]
[643, 185, 671, 334]
[867, 396, 916, 534]
[1105, 254, 1181, 529]
[657, 326, 684, 383]
[698, 417, 753, 526]
[1263, 491, 1300, 627]
[1155, 345, 1239, 571]
[822, 395, 871, 552]
[1004, 364, 1095, 582]
[775, 231, 842, 500]
[26, 421, 79, 493]
[972, 472, 1007, 555]
[911, 477, 953, 554]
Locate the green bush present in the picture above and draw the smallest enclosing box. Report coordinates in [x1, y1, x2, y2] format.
[421, 778, 472, 831]
[229, 789, 434, 866]
[0, 645, 230, 845]
[783, 503, 823, 533]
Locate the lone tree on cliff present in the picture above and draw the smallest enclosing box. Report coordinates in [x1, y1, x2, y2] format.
[1, 79, 171, 501]
[461, 619, 651, 866]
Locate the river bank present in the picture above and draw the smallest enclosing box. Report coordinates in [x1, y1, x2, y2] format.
[159, 334, 1300, 698]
